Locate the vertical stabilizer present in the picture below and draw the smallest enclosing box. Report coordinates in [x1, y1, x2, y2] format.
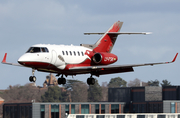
[93, 21, 123, 53]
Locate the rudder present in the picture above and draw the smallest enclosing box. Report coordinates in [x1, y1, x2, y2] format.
[93, 21, 123, 53]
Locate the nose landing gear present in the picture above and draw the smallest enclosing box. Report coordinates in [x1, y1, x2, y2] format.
[29, 69, 36, 82]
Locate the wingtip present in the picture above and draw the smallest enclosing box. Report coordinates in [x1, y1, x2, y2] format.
[2, 53, 7, 63]
[172, 53, 178, 62]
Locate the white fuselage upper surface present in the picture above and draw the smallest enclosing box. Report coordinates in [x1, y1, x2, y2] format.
[18, 44, 92, 70]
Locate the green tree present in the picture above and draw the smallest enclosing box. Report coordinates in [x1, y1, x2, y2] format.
[108, 77, 127, 88]
[161, 79, 172, 87]
[41, 86, 68, 102]
[88, 79, 102, 102]
[147, 79, 159, 86]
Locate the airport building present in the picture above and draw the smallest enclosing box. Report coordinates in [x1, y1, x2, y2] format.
[3, 86, 180, 118]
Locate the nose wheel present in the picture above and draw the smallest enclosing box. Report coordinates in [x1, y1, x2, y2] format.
[29, 69, 37, 82]
[29, 76, 36, 82]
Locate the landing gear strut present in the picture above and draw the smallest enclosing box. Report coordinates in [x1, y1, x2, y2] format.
[87, 75, 95, 85]
[29, 69, 36, 82]
[58, 75, 66, 85]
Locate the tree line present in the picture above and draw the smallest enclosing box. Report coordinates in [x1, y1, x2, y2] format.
[0, 76, 172, 114]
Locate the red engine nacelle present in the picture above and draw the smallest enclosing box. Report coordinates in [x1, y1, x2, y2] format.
[92, 52, 118, 65]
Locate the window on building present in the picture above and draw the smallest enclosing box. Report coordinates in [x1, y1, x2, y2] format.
[137, 115, 145, 118]
[171, 102, 175, 113]
[51, 105, 59, 118]
[97, 115, 105, 118]
[158, 115, 166, 118]
[101, 104, 105, 113]
[41, 105, 45, 118]
[95, 104, 99, 114]
[111, 104, 119, 113]
[65, 104, 69, 114]
[81, 104, 89, 114]
[71, 105, 75, 114]
[76, 115, 85, 118]
[117, 115, 125, 118]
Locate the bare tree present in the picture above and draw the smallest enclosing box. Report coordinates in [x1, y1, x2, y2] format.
[71, 82, 88, 102]
[128, 78, 148, 87]
[101, 82, 108, 101]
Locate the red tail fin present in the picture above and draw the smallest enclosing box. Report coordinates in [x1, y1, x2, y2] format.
[93, 21, 123, 53]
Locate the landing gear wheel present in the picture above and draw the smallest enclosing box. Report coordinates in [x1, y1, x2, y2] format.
[29, 76, 36, 82]
[87, 77, 95, 85]
[58, 78, 66, 85]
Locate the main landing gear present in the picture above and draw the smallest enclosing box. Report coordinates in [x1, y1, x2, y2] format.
[57, 75, 66, 85]
[87, 75, 95, 85]
[29, 69, 36, 82]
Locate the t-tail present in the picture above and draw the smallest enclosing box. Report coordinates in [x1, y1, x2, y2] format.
[93, 21, 123, 53]
[81, 21, 151, 52]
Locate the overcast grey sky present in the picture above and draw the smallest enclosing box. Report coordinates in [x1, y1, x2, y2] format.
[0, 0, 180, 89]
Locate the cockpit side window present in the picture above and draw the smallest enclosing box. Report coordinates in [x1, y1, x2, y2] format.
[26, 47, 49, 53]
[41, 47, 49, 52]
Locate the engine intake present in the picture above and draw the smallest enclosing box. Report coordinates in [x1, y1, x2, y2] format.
[92, 52, 118, 65]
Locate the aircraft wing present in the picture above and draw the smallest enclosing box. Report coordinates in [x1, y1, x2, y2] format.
[1, 53, 23, 66]
[69, 53, 178, 76]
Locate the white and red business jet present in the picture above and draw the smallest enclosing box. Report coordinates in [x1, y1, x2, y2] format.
[2, 21, 178, 85]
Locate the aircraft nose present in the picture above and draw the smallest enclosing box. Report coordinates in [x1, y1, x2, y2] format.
[18, 54, 29, 65]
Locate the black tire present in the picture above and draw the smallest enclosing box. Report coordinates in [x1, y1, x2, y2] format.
[62, 78, 66, 85]
[29, 76, 33, 82]
[87, 78, 91, 85]
[58, 78, 62, 85]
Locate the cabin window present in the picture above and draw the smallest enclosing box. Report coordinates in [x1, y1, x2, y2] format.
[73, 51, 76, 56]
[81, 52, 84, 56]
[66, 51, 68, 55]
[78, 51, 80, 56]
[62, 51, 65, 55]
[69, 51, 72, 56]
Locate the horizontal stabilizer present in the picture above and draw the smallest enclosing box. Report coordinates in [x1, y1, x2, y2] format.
[84, 32, 152, 35]
[2, 53, 23, 67]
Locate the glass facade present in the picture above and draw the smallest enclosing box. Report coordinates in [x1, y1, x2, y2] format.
[95, 104, 99, 114]
[171, 102, 175, 113]
[51, 105, 59, 118]
[111, 104, 119, 113]
[81, 104, 89, 114]
[71, 104, 75, 114]
[101, 104, 105, 113]
[3, 104, 32, 118]
[41, 105, 45, 118]
[65, 104, 69, 114]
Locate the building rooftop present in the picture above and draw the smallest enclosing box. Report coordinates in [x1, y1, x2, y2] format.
[0, 97, 4, 101]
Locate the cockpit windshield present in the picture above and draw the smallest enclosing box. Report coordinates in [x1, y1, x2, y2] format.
[26, 47, 49, 53]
